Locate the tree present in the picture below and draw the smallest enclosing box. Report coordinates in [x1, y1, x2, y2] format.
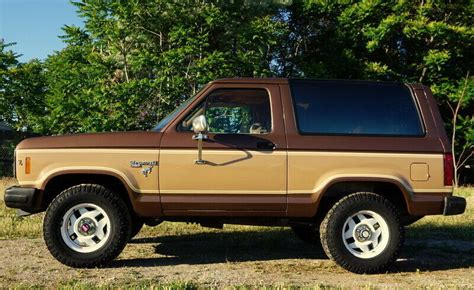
[0, 40, 19, 127]
[447, 73, 473, 186]
[285, 0, 474, 185]
[34, 0, 287, 134]
[0, 40, 46, 132]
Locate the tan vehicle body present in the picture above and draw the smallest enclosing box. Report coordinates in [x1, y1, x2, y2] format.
[13, 78, 454, 221]
[15, 148, 450, 218]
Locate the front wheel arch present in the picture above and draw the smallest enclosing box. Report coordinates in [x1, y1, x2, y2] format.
[41, 173, 134, 213]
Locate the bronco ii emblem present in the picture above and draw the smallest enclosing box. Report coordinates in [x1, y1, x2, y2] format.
[130, 160, 158, 177]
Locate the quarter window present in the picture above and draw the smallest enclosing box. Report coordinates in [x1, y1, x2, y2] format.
[290, 80, 424, 136]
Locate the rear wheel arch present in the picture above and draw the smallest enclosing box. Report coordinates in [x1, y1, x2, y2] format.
[315, 179, 412, 223]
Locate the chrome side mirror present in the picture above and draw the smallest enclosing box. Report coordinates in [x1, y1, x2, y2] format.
[192, 115, 207, 134]
[191, 115, 208, 165]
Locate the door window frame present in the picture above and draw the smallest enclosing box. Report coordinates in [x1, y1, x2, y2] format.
[159, 82, 287, 151]
[176, 88, 274, 135]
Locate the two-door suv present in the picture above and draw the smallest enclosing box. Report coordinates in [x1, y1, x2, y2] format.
[4, 78, 466, 273]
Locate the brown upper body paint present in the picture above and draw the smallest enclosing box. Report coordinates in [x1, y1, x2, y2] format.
[16, 131, 163, 149]
[14, 78, 453, 220]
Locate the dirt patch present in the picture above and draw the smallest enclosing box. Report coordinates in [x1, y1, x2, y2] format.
[0, 230, 473, 288]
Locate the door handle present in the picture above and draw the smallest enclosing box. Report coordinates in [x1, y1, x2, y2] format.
[256, 141, 276, 150]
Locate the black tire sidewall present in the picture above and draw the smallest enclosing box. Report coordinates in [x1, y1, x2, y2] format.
[44, 185, 131, 267]
[321, 193, 403, 273]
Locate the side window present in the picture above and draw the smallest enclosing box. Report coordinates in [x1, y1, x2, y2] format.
[178, 89, 272, 134]
[290, 81, 424, 136]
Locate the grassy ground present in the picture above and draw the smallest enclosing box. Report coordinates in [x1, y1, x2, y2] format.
[0, 178, 473, 289]
[0, 178, 43, 239]
[406, 186, 473, 241]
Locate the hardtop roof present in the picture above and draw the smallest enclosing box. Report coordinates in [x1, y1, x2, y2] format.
[212, 77, 412, 86]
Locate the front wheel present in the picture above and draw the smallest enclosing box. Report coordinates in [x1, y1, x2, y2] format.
[320, 192, 403, 274]
[43, 184, 131, 268]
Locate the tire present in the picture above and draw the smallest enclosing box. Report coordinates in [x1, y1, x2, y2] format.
[130, 216, 144, 240]
[43, 184, 132, 268]
[320, 192, 404, 274]
[291, 225, 320, 244]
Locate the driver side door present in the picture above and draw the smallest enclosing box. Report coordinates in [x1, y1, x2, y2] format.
[158, 82, 287, 216]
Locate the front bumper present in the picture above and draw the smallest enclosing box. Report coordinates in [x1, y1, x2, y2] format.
[443, 196, 467, 216]
[4, 186, 39, 211]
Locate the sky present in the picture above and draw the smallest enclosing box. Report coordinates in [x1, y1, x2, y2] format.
[0, 0, 83, 62]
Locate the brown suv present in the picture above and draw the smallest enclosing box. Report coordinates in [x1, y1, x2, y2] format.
[4, 78, 466, 273]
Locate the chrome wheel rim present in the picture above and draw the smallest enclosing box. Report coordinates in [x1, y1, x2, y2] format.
[342, 210, 389, 259]
[60, 203, 111, 253]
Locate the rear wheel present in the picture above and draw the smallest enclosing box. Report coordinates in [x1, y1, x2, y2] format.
[320, 192, 403, 274]
[43, 184, 131, 268]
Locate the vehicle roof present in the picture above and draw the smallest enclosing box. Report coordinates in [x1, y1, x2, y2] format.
[212, 77, 417, 86]
[212, 78, 289, 84]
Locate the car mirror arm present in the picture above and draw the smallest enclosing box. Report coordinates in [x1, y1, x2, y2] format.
[191, 115, 209, 165]
[192, 132, 208, 165]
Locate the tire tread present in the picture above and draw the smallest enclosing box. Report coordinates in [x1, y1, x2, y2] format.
[320, 192, 404, 274]
[43, 184, 131, 268]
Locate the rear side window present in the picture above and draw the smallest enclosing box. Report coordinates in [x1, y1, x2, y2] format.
[290, 80, 424, 136]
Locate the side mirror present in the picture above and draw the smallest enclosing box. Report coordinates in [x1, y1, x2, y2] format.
[192, 115, 207, 134]
[191, 115, 208, 165]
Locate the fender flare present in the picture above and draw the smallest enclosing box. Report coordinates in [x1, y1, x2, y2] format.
[287, 175, 414, 217]
[39, 167, 161, 217]
[314, 175, 413, 206]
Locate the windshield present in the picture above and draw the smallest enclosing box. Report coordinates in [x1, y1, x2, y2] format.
[152, 96, 195, 131]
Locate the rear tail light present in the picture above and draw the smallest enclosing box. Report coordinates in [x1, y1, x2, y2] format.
[443, 153, 454, 186]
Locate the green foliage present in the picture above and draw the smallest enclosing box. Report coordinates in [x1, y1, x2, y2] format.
[284, 0, 473, 176]
[29, 0, 287, 134]
[206, 106, 252, 134]
[286, 0, 473, 82]
[0, 1, 472, 173]
[0, 40, 46, 132]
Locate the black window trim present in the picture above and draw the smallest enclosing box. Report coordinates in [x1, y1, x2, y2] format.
[288, 80, 427, 138]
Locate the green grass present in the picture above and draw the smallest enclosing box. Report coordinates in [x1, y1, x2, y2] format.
[405, 187, 474, 241]
[6, 280, 343, 290]
[0, 178, 44, 239]
[55, 280, 201, 290]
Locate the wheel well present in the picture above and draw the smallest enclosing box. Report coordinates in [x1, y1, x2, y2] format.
[41, 174, 133, 211]
[316, 181, 409, 221]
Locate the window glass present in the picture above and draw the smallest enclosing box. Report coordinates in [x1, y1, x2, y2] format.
[153, 96, 194, 131]
[290, 80, 424, 136]
[178, 89, 271, 134]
